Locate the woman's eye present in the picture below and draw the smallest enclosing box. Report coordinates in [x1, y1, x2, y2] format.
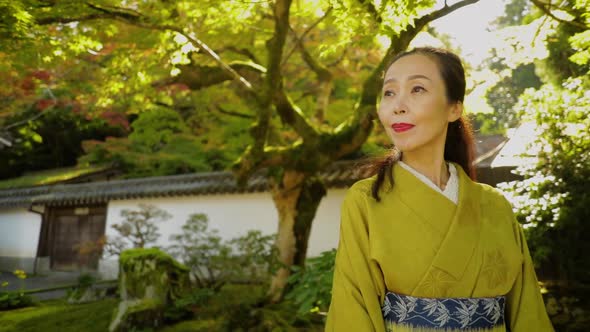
[383, 90, 395, 97]
[412, 86, 425, 93]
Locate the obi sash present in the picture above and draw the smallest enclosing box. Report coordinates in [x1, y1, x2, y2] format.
[382, 291, 507, 332]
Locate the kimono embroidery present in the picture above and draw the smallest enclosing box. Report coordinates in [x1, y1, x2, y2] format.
[482, 250, 510, 290]
[382, 291, 506, 331]
[415, 268, 456, 298]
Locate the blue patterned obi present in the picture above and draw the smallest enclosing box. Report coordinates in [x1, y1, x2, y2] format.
[382, 291, 506, 331]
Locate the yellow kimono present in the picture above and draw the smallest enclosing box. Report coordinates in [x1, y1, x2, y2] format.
[325, 162, 553, 332]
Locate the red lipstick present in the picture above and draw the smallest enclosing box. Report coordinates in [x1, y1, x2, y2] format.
[391, 123, 415, 133]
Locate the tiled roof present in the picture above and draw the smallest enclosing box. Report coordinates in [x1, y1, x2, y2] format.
[0, 160, 371, 208]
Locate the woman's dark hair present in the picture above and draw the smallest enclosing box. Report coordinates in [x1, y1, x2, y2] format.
[368, 46, 476, 201]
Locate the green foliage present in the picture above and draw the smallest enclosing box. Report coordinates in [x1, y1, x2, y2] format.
[493, 0, 532, 28]
[76, 273, 96, 290]
[79, 107, 234, 177]
[164, 288, 214, 323]
[0, 271, 35, 311]
[81, 134, 220, 177]
[168, 213, 278, 290]
[568, 0, 590, 67]
[65, 273, 107, 304]
[229, 230, 280, 280]
[545, 24, 590, 83]
[161, 283, 323, 331]
[569, 30, 590, 65]
[469, 112, 505, 135]
[128, 107, 188, 152]
[0, 0, 33, 49]
[167, 213, 232, 290]
[536, 0, 590, 83]
[499, 77, 590, 282]
[286, 249, 336, 317]
[0, 104, 125, 180]
[0, 291, 35, 311]
[485, 63, 542, 130]
[105, 204, 172, 256]
[220, 299, 323, 332]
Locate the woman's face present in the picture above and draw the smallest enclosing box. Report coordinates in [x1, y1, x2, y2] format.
[378, 54, 462, 155]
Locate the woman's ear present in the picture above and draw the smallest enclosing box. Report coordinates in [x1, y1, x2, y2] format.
[447, 101, 463, 122]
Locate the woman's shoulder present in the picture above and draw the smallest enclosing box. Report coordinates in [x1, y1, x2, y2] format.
[472, 180, 513, 210]
[346, 175, 378, 199]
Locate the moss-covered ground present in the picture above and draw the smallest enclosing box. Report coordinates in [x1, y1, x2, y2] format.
[0, 298, 117, 332]
[0, 284, 324, 332]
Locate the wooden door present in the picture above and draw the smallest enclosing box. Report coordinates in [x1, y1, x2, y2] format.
[50, 206, 106, 271]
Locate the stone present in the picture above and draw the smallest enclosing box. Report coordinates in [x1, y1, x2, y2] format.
[109, 248, 191, 332]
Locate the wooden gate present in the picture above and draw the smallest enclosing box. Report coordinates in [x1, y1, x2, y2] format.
[47, 206, 107, 271]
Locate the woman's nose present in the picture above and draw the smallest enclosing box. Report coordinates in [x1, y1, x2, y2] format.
[393, 98, 407, 115]
[393, 107, 406, 115]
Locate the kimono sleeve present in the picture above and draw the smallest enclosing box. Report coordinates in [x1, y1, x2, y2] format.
[506, 217, 554, 332]
[325, 186, 385, 332]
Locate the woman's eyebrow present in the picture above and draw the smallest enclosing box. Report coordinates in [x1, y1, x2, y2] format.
[383, 74, 431, 85]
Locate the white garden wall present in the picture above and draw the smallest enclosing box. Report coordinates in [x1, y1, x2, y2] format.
[99, 189, 347, 278]
[0, 208, 42, 273]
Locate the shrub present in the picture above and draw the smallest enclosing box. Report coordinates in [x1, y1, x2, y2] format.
[0, 291, 35, 310]
[0, 270, 35, 310]
[164, 288, 215, 322]
[104, 204, 172, 256]
[66, 273, 108, 304]
[286, 249, 336, 318]
[168, 213, 278, 291]
[499, 77, 590, 282]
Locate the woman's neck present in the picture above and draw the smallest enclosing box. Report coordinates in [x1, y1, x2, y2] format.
[400, 152, 449, 190]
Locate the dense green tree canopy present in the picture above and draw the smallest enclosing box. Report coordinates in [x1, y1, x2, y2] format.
[1, 0, 480, 180]
[1, 0, 487, 301]
[498, 0, 590, 283]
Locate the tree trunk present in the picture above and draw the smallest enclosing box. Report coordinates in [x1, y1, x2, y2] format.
[267, 170, 326, 302]
[293, 175, 326, 267]
[315, 80, 333, 124]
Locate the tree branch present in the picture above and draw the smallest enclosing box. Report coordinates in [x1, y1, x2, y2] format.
[530, 0, 589, 29]
[289, 27, 332, 81]
[326, 48, 348, 67]
[417, 0, 481, 28]
[233, 0, 324, 181]
[153, 62, 265, 90]
[287, 25, 333, 124]
[273, 88, 319, 140]
[219, 46, 260, 64]
[42, 2, 259, 92]
[282, 6, 332, 66]
[153, 101, 195, 114]
[233, 0, 295, 181]
[216, 105, 255, 119]
[270, 4, 320, 142]
[36, 14, 111, 25]
[324, 0, 482, 159]
[231, 144, 295, 185]
[357, 0, 383, 23]
[282, 7, 334, 124]
[265, 0, 321, 142]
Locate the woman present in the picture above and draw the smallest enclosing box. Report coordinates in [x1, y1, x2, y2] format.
[325, 47, 553, 332]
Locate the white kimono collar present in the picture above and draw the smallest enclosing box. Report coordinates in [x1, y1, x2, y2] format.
[398, 161, 459, 205]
